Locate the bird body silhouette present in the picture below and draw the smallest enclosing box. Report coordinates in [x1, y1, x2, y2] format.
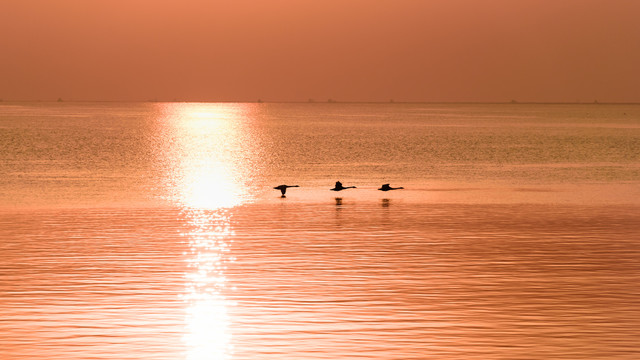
[378, 184, 404, 191]
[274, 184, 299, 197]
[330, 181, 356, 191]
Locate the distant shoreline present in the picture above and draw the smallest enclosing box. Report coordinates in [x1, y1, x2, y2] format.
[2, 100, 640, 105]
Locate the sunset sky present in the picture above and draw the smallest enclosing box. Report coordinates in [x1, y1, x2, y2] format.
[2, 0, 639, 103]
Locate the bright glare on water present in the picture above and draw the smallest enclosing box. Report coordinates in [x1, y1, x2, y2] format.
[0, 102, 639, 359]
[182, 209, 234, 360]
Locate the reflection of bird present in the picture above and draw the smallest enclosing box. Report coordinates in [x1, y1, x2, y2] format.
[274, 184, 299, 197]
[378, 184, 404, 191]
[330, 181, 356, 191]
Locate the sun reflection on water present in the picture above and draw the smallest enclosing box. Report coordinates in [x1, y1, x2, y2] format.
[157, 103, 258, 359]
[159, 103, 259, 209]
[182, 209, 235, 360]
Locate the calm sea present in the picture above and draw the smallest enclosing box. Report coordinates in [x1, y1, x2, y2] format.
[1, 102, 639, 359]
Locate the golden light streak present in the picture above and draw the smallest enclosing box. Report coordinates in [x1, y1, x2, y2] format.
[182, 209, 235, 360]
[158, 103, 255, 359]
[159, 103, 255, 209]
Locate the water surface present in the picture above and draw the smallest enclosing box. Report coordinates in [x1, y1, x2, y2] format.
[1, 102, 639, 359]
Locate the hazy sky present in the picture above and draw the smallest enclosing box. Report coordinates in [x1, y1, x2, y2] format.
[2, 0, 639, 102]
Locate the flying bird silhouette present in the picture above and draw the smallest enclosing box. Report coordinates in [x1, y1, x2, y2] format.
[274, 184, 299, 197]
[378, 184, 404, 191]
[330, 181, 356, 191]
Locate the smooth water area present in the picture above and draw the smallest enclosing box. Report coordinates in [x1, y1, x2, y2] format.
[1, 103, 639, 359]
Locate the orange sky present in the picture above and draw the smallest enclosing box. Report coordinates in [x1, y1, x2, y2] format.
[1, 0, 639, 102]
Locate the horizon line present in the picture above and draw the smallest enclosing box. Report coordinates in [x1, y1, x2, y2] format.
[2, 99, 639, 105]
